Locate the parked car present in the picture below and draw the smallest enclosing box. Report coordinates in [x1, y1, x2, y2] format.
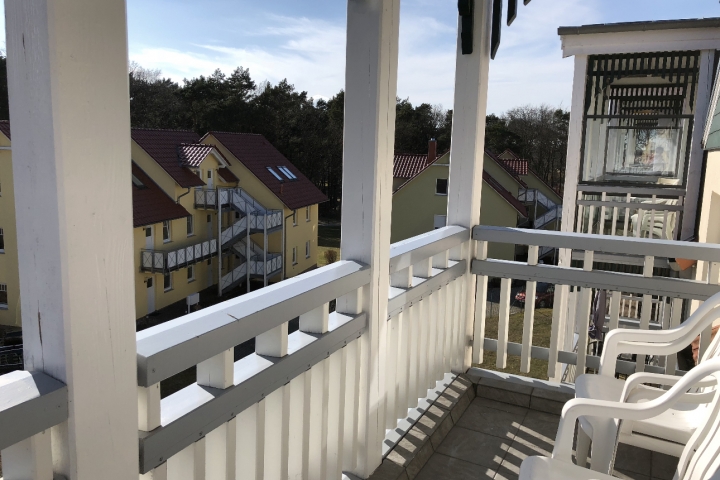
[515, 282, 555, 308]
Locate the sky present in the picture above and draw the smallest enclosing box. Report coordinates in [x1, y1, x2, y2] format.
[1, 1, 719, 114]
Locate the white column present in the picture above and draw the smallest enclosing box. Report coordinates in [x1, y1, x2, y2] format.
[446, 0, 493, 371]
[5, 1, 138, 478]
[682, 50, 715, 241]
[341, 0, 400, 475]
[559, 54, 588, 245]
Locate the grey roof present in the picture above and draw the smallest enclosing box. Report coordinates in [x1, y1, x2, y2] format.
[558, 17, 720, 36]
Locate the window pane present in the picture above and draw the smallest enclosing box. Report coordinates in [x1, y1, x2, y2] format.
[187, 216, 193, 235]
[266, 167, 284, 182]
[0, 228, 4, 250]
[0, 284, 7, 305]
[436, 179, 448, 195]
[164, 273, 171, 290]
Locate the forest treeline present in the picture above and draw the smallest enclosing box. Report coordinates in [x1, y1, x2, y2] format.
[0, 58, 569, 217]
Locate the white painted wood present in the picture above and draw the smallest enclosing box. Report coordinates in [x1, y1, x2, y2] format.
[520, 246, 539, 373]
[385, 314, 400, 429]
[450, 243, 468, 373]
[396, 310, 410, 421]
[197, 349, 234, 390]
[1, 430, 52, 480]
[609, 291, 621, 332]
[575, 252, 595, 375]
[611, 206, 619, 236]
[235, 402, 264, 480]
[598, 193, 607, 235]
[225, 418, 237, 480]
[342, 339, 360, 473]
[256, 324, 289, 358]
[637, 256, 655, 372]
[559, 54, 589, 261]
[205, 424, 229, 480]
[287, 373, 310, 480]
[560, 27, 720, 57]
[263, 385, 290, 480]
[342, 0, 399, 472]
[390, 268, 413, 289]
[473, 241, 489, 364]
[426, 290, 439, 390]
[548, 284, 570, 381]
[496, 278, 512, 369]
[443, 281, 454, 375]
[417, 294, 429, 399]
[435, 284, 448, 380]
[665, 298, 684, 375]
[299, 303, 330, 334]
[5, 1, 138, 478]
[140, 462, 168, 480]
[138, 384, 162, 432]
[407, 303, 419, 409]
[446, 0, 492, 372]
[307, 361, 329, 479]
[326, 348, 347, 479]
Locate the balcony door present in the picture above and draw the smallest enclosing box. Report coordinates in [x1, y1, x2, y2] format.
[145, 226, 153, 249]
[146, 277, 155, 314]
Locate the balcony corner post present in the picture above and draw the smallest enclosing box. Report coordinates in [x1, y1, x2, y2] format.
[341, 0, 401, 475]
[5, 0, 138, 478]
[446, 0, 493, 371]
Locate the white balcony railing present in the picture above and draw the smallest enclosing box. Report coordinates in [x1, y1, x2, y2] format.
[140, 239, 218, 273]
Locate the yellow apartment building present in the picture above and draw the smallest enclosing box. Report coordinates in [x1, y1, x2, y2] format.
[201, 132, 327, 279]
[0, 121, 19, 327]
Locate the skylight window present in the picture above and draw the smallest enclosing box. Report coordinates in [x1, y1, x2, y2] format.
[266, 167, 284, 182]
[278, 166, 297, 180]
[132, 174, 146, 189]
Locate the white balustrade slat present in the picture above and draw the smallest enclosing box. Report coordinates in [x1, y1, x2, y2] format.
[168, 443, 194, 480]
[520, 246, 539, 374]
[575, 251, 594, 375]
[407, 302, 419, 409]
[636, 256, 655, 372]
[417, 294, 429, 400]
[473, 241, 489, 364]
[307, 361, 329, 479]
[263, 386, 290, 480]
[205, 423, 230, 480]
[611, 206, 619, 236]
[587, 205, 595, 235]
[138, 383, 161, 432]
[496, 278, 512, 369]
[287, 373, 310, 480]
[453, 275, 467, 373]
[665, 298, 684, 375]
[140, 463, 168, 480]
[385, 314, 400, 429]
[447, 279, 459, 372]
[299, 303, 330, 334]
[326, 348, 347, 479]
[623, 193, 631, 236]
[609, 291, 621, 331]
[576, 192, 584, 233]
[598, 192, 607, 235]
[197, 349, 234, 390]
[397, 309, 410, 419]
[225, 418, 237, 480]
[0, 430, 53, 480]
[426, 289, 439, 390]
[547, 283, 569, 380]
[342, 339, 360, 473]
[235, 402, 264, 480]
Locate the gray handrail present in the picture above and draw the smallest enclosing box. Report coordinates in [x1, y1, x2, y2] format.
[389, 225, 469, 273]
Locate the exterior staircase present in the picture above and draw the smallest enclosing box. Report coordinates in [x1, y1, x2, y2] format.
[195, 187, 284, 292]
[518, 188, 562, 259]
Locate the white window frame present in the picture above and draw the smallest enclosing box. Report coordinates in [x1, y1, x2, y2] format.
[187, 265, 195, 283]
[305, 206, 310, 222]
[163, 272, 173, 292]
[187, 215, 194, 237]
[163, 220, 171, 243]
[292, 247, 297, 265]
[293, 210, 297, 226]
[0, 227, 4, 253]
[435, 178, 449, 196]
[0, 283, 7, 309]
[267, 167, 284, 182]
[277, 166, 297, 180]
[305, 241, 310, 259]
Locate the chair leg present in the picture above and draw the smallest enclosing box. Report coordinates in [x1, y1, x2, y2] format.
[576, 427, 591, 468]
[589, 419, 618, 474]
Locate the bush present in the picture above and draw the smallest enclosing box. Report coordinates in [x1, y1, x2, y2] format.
[324, 249, 339, 264]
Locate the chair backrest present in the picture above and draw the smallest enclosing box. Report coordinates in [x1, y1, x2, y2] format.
[677, 364, 720, 479]
[700, 323, 720, 364]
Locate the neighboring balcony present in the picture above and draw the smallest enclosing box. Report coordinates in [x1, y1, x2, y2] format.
[195, 187, 283, 234]
[140, 239, 218, 273]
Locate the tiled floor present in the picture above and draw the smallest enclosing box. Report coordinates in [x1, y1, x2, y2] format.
[414, 396, 678, 480]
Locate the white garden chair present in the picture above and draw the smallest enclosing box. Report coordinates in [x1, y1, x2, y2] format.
[573, 291, 720, 473]
[519, 356, 720, 480]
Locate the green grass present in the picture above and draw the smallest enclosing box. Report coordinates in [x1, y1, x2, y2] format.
[475, 308, 554, 380]
[318, 224, 341, 248]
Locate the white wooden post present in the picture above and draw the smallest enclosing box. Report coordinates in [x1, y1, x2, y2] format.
[447, 0, 493, 371]
[341, 0, 400, 475]
[5, 1, 138, 478]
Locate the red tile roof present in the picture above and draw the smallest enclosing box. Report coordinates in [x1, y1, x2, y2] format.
[204, 132, 328, 210]
[132, 163, 190, 228]
[132, 129, 205, 188]
[217, 167, 239, 183]
[0, 121, 10, 140]
[394, 153, 431, 179]
[178, 143, 216, 167]
[482, 171, 528, 217]
[485, 149, 528, 187]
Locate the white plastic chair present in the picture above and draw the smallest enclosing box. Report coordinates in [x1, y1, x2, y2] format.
[574, 291, 720, 473]
[519, 356, 720, 480]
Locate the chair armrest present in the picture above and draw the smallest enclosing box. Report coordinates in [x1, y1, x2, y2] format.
[621, 372, 717, 404]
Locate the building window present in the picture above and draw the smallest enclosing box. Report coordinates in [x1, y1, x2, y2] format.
[292, 247, 297, 265]
[187, 265, 195, 282]
[305, 241, 310, 258]
[207, 170, 212, 180]
[436, 178, 448, 196]
[277, 166, 297, 180]
[0, 284, 7, 308]
[163, 220, 171, 243]
[187, 215, 194, 236]
[293, 210, 297, 226]
[0, 228, 4, 252]
[267, 167, 284, 182]
[305, 206, 310, 222]
[164, 272, 173, 292]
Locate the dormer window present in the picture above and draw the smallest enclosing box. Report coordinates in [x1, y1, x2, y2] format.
[267, 167, 284, 182]
[132, 174, 146, 189]
[277, 166, 297, 180]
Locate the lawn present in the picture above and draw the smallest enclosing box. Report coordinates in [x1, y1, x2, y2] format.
[318, 223, 341, 266]
[475, 307, 554, 380]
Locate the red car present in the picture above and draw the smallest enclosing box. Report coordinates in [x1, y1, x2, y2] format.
[515, 282, 555, 308]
